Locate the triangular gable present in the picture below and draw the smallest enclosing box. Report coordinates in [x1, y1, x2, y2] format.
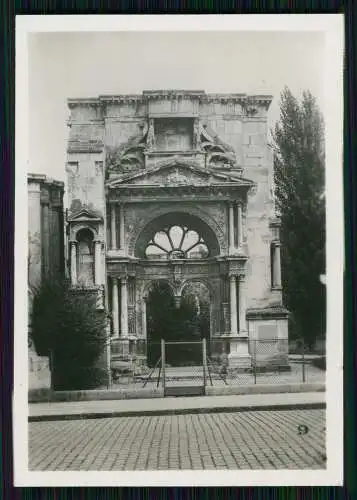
[107, 158, 254, 189]
[67, 208, 103, 223]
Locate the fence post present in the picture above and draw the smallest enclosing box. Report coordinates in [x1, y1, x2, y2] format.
[161, 339, 166, 390]
[302, 338, 306, 383]
[49, 350, 54, 391]
[253, 340, 257, 385]
[107, 336, 112, 389]
[202, 338, 207, 387]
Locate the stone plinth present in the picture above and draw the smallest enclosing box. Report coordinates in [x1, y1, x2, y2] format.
[227, 335, 252, 372]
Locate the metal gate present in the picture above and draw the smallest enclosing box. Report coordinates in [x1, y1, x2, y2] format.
[163, 339, 207, 397]
[141, 338, 229, 396]
[141, 339, 208, 396]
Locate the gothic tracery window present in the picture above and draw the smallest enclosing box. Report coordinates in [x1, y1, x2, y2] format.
[145, 225, 209, 260]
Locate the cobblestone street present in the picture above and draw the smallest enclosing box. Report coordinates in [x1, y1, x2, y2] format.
[29, 408, 326, 470]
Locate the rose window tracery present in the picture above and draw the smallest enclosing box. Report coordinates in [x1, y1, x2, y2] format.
[145, 225, 209, 260]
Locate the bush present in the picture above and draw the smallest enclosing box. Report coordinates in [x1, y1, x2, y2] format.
[52, 366, 108, 391]
[31, 277, 109, 390]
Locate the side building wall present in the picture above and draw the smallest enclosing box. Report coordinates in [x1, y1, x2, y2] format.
[28, 173, 65, 389]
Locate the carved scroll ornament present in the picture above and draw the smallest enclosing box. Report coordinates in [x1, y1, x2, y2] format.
[199, 123, 237, 168]
[106, 121, 151, 176]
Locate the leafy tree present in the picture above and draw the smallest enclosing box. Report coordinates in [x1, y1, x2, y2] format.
[31, 277, 109, 390]
[272, 87, 325, 347]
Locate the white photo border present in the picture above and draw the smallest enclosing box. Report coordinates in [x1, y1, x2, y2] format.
[14, 14, 344, 487]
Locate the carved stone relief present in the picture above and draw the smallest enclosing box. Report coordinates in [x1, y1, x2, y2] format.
[199, 122, 237, 168]
[105, 121, 149, 176]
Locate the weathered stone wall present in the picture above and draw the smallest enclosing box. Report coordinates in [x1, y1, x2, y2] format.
[28, 174, 65, 289]
[66, 102, 105, 220]
[197, 104, 276, 310]
[28, 178, 42, 290]
[28, 174, 65, 389]
[66, 153, 105, 218]
[66, 92, 284, 338]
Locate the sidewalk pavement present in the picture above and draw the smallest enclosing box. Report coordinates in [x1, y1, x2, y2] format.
[29, 391, 325, 422]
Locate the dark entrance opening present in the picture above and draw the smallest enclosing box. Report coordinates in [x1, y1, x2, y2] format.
[146, 281, 211, 367]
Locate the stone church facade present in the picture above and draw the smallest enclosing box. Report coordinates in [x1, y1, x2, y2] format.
[66, 90, 289, 371]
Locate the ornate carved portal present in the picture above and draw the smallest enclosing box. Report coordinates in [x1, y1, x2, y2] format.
[66, 91, 289, 372]
[107, 191, 250, 368]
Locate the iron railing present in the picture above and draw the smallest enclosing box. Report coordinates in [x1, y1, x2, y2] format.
[108, 337, 326, 389]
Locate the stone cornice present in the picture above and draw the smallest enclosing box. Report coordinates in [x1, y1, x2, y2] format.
[246, 305, 290, 319]
[68, 98, 101, 109]
[67, 91, 273, 109]
[143, 90, 205, 100]
[27, 173, 65, 191]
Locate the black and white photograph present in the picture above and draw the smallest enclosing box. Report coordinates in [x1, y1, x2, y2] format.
[14, 15, 344, 486]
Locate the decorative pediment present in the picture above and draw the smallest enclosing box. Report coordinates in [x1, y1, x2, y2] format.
[67, 208, 103, 223]
[107, 158, 253, 189]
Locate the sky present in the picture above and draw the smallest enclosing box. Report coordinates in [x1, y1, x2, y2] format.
[28, 30, 325, 183]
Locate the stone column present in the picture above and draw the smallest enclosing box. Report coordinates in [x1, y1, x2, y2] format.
[141, 297, 147, 338]
[119, 204, 125, 251]
[70, 241, 77, 285]
[94, 240, 102, 285]
[229, 275, 238, 335]
[238, 275, 247, 334]
[237, 203, 243, 248]
[120, 277, 128, 337]
[228, 273, 251, 370]
[112, 278, 119, 338]
[174, 296, 181, 309]
[111, 204, 116, 250]
[42, 203, 50, 276]
[273, 242, 282, 288]
[229, 203, 235, 252]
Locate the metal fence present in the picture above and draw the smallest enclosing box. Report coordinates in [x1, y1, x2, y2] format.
[109, 337, 325, 389]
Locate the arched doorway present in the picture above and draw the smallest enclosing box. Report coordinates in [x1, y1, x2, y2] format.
[136, 211, 219, 367]
[146, 280, 211, 367]
[146, 281, 174, 366]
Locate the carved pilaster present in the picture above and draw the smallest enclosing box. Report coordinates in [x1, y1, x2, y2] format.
[112, 278, 119, 338]
[70, 240, 78, 285]
[238, 275, 247, 334]
[120, 277, 128, 337]
[229, 203, 234, 252]
[110, 204, 116, 250]
[229, 275, 238, 335]
[273, 242, 282, 289]
[119, 204, 125, 250]
[94, 239, 102, 285]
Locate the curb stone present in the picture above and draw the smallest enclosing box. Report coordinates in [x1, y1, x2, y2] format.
[28, 401, 325, 422]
